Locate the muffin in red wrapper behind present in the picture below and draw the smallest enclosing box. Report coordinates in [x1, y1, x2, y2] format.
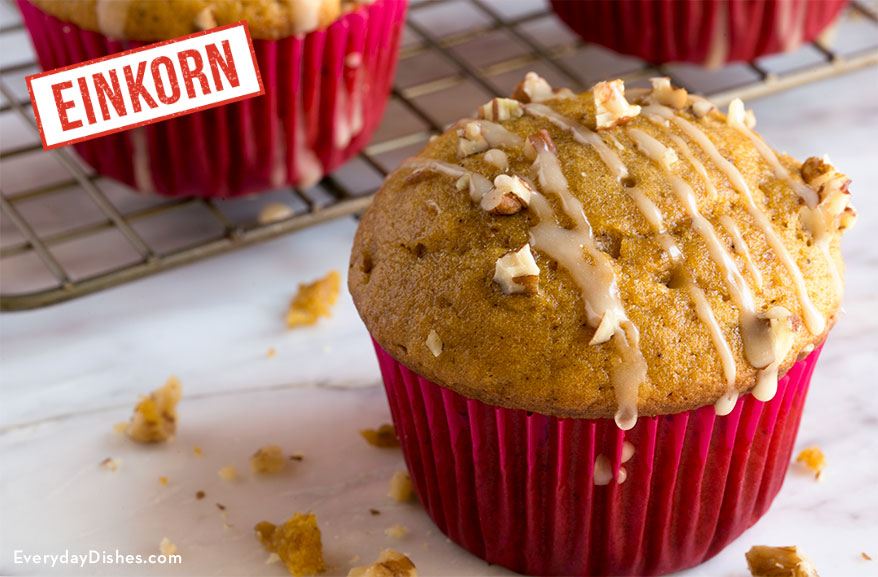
[17, 0, 407, 198]
[549, 0, 848, 66]
[349, 73, 856, 575]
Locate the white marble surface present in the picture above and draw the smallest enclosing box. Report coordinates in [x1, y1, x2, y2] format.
[2, 67, 878, 577]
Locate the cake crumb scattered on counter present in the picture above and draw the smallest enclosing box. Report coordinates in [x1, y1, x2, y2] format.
[100, 457, 120, 472]
[287, 271, 341, 328]
[216, 503, 226, 511]
[255, 513, 326, 576]
[369, 508, 381, 516]
[746, 545, 819, 577]
[159, 537, 177, 556]
[251, 445, 287, 474]
[795, 447, 826, 480]
[267, 347, 277, 359]
[193, 446, 204, 457]
[159, 476, 169, 486]
[125, 377, 182, 444]
[388, 471, 414, 503]
[361, 424, 400, 448]
[218, 465, 238, 482]
[113, 422, 128, 434]
[258, 202, 295, 224]
[384, 524, 408, 539]
[290, 453, 305, 462]
[348, 549, 417, 577]
[862, 552, 872, 561]
[266, 552, 281, 565]
[195, 490, 206, 500]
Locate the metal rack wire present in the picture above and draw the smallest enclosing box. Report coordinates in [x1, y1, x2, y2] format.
[2, 0, 877, 311]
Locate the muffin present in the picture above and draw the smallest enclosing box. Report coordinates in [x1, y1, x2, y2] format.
[349, 72, 855, 575]
[549, 0, 848, 66]
[18, 0, 407, 198]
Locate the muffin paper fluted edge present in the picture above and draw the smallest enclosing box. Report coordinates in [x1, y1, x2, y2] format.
[374, 338, 823, 576]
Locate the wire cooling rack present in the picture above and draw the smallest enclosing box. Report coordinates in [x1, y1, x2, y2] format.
[1, 0, 877, 311]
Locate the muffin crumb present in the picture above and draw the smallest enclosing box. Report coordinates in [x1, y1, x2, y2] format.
[361, 424, 400, 448]
[218, 465, 238, 482]
[251, 445, 287, 475]
[216, 503, 227, 511]
[196, 490, 206, 500]
[287, 271, 341, 328]
[388, 471, 414, 502]
[267, 347, 277, 359]
[258, 202, 295, 224]
[861, 552, 872, 561]
[255, 513, 325, 576]
[159, 537, 178, 556]
[112, 422, 128, 434]
[100, 457, 120, 472]
[384, 524, 408, 539]
[795, 447, 825, 480]
[125, 377, 182, 443]
[746, 545, 819, 577]
[369, 508, 381, 516]
[193, 446, 204, 457]
[159, 476, 169, 487]
[348, 549, 417, 577]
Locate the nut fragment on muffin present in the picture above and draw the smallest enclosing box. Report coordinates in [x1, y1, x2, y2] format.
[124, 377, 182, 443]
[251, 445, 287, 475]
[255, 513, 325, 576]
[746, 545, 819, 577]
[348, 549, 417, 577]
[287, 271, 341, 328]
[361, 424, 400, 448]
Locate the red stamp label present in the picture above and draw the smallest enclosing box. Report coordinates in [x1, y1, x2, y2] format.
[27, 23, 263, 150]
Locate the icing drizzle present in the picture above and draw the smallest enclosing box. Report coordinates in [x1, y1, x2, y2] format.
[644, 103, 826, 336]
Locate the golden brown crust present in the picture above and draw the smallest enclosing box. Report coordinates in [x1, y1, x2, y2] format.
[349, 81, 848, 419]
[27, 0, 371, 41]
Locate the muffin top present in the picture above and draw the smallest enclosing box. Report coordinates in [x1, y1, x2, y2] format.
[27, 0, 375, 40]
[349, 73, 856, 428]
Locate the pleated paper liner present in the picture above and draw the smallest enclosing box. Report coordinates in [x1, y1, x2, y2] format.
[549, 0, 847, 66]
[375, 338, 823, 576]
[17, 0, 407, 198]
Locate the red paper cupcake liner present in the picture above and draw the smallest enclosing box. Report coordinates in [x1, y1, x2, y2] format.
[374, 338, 823, 576]
[17, 0, 407, 198]
[549, 0, 847, 66]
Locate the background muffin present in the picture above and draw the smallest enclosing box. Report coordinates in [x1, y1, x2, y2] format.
[18, 0, 408, 197]
[549, 0, 848, 67]
[349, 73, 855, 575]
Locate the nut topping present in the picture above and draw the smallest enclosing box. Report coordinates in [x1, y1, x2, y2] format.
[726, 98, 757, 129]
[478, 97, 524, 121]
[493, 244, 540, 294]
[457, 121, 489, 157]
[648, 77, 688, 109]
[799, 156, 856, 236]
[593, 80, 641, 129]
[480, 174, 533, 215]
[512, 71, 573, 103]
[425, 330, 443, 357]
[689, 96, 716, 118]
[483, 148, 508, 171]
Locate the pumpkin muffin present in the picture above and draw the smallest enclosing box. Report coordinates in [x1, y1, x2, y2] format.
[349, 73, 855, 576]
[17, 0, 407, 197]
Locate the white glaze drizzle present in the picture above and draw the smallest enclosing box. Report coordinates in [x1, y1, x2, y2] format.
[525, 137, 646, 430]
[727, 100, 843, 295]
[644, 103, 825, 336]
[665, 132, 718, 200]
[524, 103, 629, 181]
[622, 128, 737, 392]
[629, 124, 797, 407]
[719, 214, 764, 290]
